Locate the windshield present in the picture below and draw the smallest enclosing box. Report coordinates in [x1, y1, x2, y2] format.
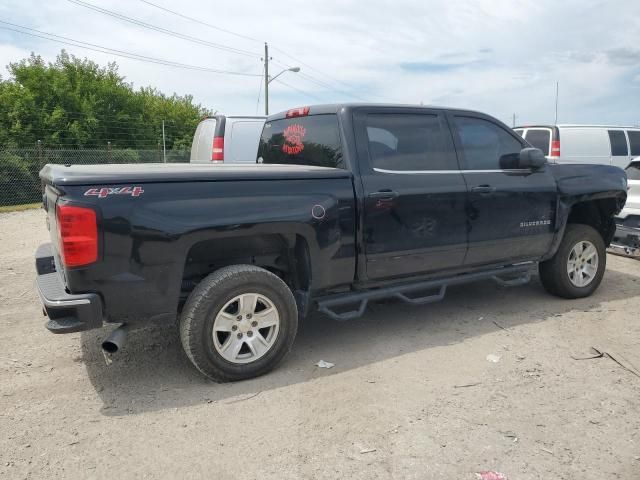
[257, 114, 344, 168]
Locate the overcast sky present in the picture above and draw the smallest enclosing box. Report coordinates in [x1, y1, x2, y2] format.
[0, 0, 639, 126]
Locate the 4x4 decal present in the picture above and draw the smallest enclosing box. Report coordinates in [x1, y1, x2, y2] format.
[84, 186, 144, 198]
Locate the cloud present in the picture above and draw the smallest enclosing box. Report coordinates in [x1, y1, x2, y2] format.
[0, 0, 638, 125]
[399, 60, 482, 73]
[605, 48, 640, 66]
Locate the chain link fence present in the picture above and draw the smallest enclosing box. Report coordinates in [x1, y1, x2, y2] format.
[0, 144, 190, 207]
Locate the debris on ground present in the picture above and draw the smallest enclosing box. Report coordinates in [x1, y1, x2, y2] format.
[570, 347, 640, 378]
[454, 382, 482, 388]
[315, 360, 335, 369]
[523, 367, 543, 379]
[360, 448, 376, 454]
[475, 471, 507, 480]
[492, 320, 508, 331]
[224, 392, 261, 404]
[486, 354, 501, 363]
[101, 350, 113, 366]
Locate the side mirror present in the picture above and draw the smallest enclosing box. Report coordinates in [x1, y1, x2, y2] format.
[519, 147, 546, 170]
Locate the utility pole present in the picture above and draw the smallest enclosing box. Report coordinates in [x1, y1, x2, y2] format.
[264, 42, 269, 116]
[162, 120, 166, 163]
[512, 113, 516, 128]
[554, 81, 559, 124]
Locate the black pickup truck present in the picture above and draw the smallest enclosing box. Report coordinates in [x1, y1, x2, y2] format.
[35, 104, 627, 381]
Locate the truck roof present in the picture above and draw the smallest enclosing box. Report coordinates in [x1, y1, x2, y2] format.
[266, 103, 487, 121]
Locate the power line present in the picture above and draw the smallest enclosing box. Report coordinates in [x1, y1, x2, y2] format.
[256, 64, 264, 115]
[271, 59, 368, 102]
[270, 46, 366, 94]
[0, 22, 262, 77]
[67, 0, 260, 58]
[6, 111, 197, 129]
[130, 1, 368, 100]
[273, 79, 324, 102]
[5, 115, 186, 130]
[139, 0, 261, 44]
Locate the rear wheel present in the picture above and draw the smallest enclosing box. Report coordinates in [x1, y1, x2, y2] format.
[180, 265, 298, 382]
[539, 224, 606, 299]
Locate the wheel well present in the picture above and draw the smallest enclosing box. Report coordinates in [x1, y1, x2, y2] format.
[180, 234, 311, 298]
[567, 199, 617, 246]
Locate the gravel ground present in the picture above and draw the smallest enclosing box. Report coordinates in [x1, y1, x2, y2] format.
[1, 209, 639, 479]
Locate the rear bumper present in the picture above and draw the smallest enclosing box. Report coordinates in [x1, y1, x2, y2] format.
[35, 243, 104, 333]
[610, 224, 640, 258]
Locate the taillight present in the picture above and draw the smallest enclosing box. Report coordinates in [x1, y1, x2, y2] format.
[285, 106, 310, 118]
[550, 140, 560, 157]
[212, 136, 224, 162]
[57, 204, 98, 267]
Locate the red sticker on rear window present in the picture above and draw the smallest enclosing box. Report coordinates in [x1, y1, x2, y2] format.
[282, 124, 306, 155]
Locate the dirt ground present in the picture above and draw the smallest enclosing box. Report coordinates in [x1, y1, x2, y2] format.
[1, 209, 639, 480]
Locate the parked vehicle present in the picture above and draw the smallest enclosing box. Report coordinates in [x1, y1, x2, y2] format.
[611, 158, 640, 257]
[190, 115, 265, 164]
[36, 104, 627, 382]
[514, 124, 640, 169]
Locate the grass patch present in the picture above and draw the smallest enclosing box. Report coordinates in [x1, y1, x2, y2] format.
[0, 202, 41, 213]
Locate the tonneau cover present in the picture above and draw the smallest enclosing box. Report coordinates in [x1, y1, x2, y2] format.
[40, 163, 351, 186]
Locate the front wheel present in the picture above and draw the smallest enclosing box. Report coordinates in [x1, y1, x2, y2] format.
[180, 265, 298, 382]
[539, 224, 606, 299]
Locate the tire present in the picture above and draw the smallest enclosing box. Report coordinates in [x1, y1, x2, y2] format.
[539, 224, 606, 299]
[180, 265, 298, 382]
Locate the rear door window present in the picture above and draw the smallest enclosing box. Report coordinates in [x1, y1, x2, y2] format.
[513, 129, 524, 137]
[560, 128, 610, 158]
[453, 116, 523, 170]
[228, 120, 264, 163]
[258, 114, 343, 168]
[363, 113, 456, 171]
[524, 129, 551, 155]
[627, 130, 640, 157]
[608, 130, 628, 156]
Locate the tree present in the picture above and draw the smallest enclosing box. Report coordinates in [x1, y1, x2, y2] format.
[0, 50, 211, 149]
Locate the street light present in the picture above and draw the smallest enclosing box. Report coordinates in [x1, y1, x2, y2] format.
[269, 66, 301, 85]
[264, 65, 300, 115]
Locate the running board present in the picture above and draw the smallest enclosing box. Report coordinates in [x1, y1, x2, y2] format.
[316, 264, 534, 322]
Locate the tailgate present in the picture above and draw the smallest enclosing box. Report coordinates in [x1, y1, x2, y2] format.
[42, 183, 63, 272]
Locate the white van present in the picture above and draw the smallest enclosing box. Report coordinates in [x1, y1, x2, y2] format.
[514, 124, 640, 169]
[190, 115, 265, 164]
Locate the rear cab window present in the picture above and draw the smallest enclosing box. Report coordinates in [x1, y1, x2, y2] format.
[257, 114, 344, 168]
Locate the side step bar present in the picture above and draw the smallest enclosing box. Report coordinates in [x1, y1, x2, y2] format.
[316, 264, 534, 321]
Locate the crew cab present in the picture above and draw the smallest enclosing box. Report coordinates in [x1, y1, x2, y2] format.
[35, 104, 627, 382]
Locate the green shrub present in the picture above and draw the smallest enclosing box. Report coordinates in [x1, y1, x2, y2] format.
[0, 152, 40, 205]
